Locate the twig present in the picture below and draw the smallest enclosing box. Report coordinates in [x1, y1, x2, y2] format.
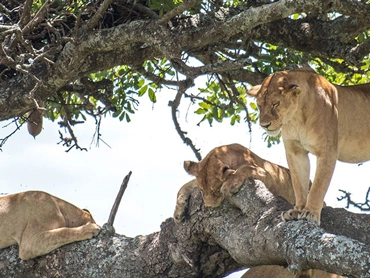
[18, 0, 33, 28]
[337, 188, 370, 211]
[107, 171, 132, 227]
[158, 0, 196, 25]
[132, 3, 159, 19]
[85, 0, 113, 30]
[0, 118, 25, 151]
[169, 78, 202, 161]
[21, 0, 51, 35]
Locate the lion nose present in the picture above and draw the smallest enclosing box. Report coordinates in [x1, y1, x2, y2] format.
[261, 122, 271, 129]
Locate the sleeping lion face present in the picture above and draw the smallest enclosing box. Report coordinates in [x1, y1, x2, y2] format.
[183, 160, 225, 207]
[248, 72, 301, 136]
[184, 145, 240, 208]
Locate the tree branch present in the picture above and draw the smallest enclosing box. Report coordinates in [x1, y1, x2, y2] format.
[85, 0, 113, 30]
[169, 79, 202, 161]
[158, 0, 196, 25]
[1, 179, 370, 277]
[107, 171, 132, 227]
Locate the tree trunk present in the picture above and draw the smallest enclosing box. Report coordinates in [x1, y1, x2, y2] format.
[1, 179, 370, 277]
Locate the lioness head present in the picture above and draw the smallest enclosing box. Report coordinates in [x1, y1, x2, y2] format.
[184, 149, 235, 207]
[247, 70, 306, 136]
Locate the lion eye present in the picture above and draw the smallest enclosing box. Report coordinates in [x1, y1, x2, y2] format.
[272, 102, 280, 109]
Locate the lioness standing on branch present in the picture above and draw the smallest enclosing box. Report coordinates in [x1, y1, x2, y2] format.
[247, 67, 370, 225]
[0, 191, 100, 260]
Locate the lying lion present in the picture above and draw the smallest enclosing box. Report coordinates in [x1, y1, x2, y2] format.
[174, 143, 295, 224]
[174, 143, 343, 278]
[0, 191, 100, 260]
[247, 67, 370, 225]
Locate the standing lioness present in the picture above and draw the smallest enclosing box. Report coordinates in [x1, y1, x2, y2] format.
[247, 68, 370, 224]
[0, 191, 100, 260]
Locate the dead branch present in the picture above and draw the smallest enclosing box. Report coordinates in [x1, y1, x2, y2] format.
[0, 118, 25, 151]
[107, 171, 132, 228]
[337, 188, 370, 212]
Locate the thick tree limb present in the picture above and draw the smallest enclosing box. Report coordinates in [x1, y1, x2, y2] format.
[1, 179, 370, 277]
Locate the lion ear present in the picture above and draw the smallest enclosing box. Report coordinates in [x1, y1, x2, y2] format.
[184, 161, 199, 176]
[247, 85, 261, 97]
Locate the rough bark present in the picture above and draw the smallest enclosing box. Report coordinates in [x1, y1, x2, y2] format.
[1, 179, 370, 278]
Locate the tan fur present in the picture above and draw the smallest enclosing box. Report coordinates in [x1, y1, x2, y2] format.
[174, 179, 197, 224]
[182, 143, 296, 207]
[247, 68, 370, 225]
[241, 266, 344, 278]
[174, 144, 343, 278]
[0, 191, 100, 260]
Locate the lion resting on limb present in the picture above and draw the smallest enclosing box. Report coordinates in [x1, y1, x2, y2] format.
[174, 144, 341, 278]
[174, 143, 295, 224]
[247, 68, 370, 225]
[0, 191, 100, 260]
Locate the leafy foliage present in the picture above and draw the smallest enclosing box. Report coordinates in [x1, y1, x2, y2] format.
[1, 0, 370, 153]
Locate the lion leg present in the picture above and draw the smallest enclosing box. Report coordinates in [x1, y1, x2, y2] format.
[299, 153, 337, 225]
[19, 222, 100, 260]
[173, 179, 197, 224]
[295, 269, 313, 278]
[220, 164, 268, 196]
[281, 140, 310, 222]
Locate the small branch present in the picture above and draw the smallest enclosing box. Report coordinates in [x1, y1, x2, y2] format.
[134, 66, 180, 87]
[0, 118, 25, 151]
[90, 113, 111, 149]
[85, 0, 113, 30]
[107, 171, 132, 227]
[169, 78, 201, 161]
[337, 188, 370, 211]
[21, 0, 51, 35]
[222, 73, 253, 133]
[57, 129, 87, 152]
[158, 0, 196, 25]
[170, 57, 252, 79]
[132, 3, 159, 19]
[18, 0, 33, 28]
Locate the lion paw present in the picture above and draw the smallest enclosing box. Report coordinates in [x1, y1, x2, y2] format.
[173, 207, 186, 224]
[281, 209, 300, 222]
[220, 178, 244, 196]
[173, 193, 189, 224]
[298, 210, 320, 225]
[83, 223, 101, 238]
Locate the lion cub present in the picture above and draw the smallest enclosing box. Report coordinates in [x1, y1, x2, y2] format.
[0, 191, 100, 260]
[174, 143, 296, 223]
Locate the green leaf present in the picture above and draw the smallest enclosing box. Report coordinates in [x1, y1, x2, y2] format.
[194, 108, 207, 114]
[125, 113, 131, 122]
[112, 109, 121, 118]
[119, 111, 126, 121]
[199, 102, 211, 109]
[148, 88, 157, 103]
[138, 84, 148, 96]
[250, 102, 258, 111]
